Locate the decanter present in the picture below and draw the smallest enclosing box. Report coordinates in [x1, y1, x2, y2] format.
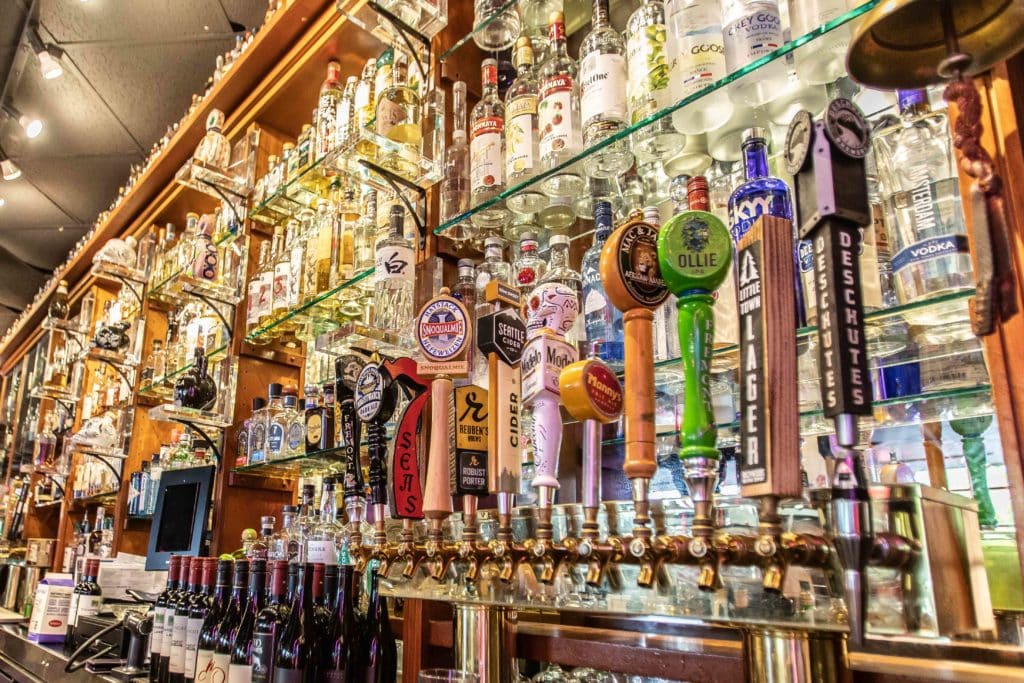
[194, 109, 232, 170]
[174, 346, 217, 411]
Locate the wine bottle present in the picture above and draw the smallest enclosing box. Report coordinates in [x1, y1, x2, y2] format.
[211, 560, 250, 681]
[148, 557, 180, 679]
[319, 565, 357, 681]
[272, 563, 315, 682]
[228, 559, 267, 682]
[358, 567, 397, 683]
[251, 560, 290, 683]
[170, 557, 202, 683]
[185, 559, 219, 683]
[66, 558, 102, 650]
[194, 559, 238, 681]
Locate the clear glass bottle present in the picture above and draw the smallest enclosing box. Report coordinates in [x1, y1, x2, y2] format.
[518, 0, 560, 59]
[281, 142, 296, 183]
[626, 0, 684, 164]
[195, 109, 232, 170]
[513, 232, 547, 304]
[333, 186, 358, 291]
[259, 227, 283, 329]
[307, 198, 335, 301]
[538, 233, 583, 345]
[505, 38, 547, 216]
[582, 201, 625, 369]
[353, 58, 378, 159]
[375, 54, 421, 178]
[474, 237, 513, 386]
[373, 205, 416, 336]
[721, 0, 789, 106]
[48, 280, 69, 321]
[665, 0, 733, 134]
[353, 189, 378, 282]
[873, 89, 973, 332]
[305, 477, 344, 565]
[451, 258, 478, 378]
[580, 0, 632, 178]
[440, 80, 473, 241]
[284, 394, 305, 457]
[269, 505, 299, 562]
[272, 221, 299, 326]
[473, 0, 522, 51]
[316, 62, 344, 157]
[788, 0, 850, 85]
[335, 76, 358, 151]
[470, 59, 511, 230]
[264, 383, 287, 461]
[246, 241, 272, 341]
[141, 339, 167, 386]
[537, 11, 584, 198]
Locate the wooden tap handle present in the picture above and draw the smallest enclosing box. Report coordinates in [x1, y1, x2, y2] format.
[423, 377, 454, 519]
[530, 393, 562, 489]
[489, 355, 521, 495]
[676, 294, 720, 461]
[623, 308, 657, 481]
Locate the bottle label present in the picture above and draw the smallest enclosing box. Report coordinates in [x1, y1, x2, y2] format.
[627, 22, 671, 119]
[306, 414, 323, 446]
[375, 245, 415, 281]
[891, 234, 970, 273]
[723, 8, 784, 73]
[305, 539, 337, 564]
[470, 116, 504, 192]
[169, 612, 188, 673]
[250, 423, 267, 463]
[250, 629, 275, 682]
[77, 595, 100, 619]
[228, 662, 254, 683]
[184, 616, 204, 679]
[506, 95, 537, 179]
[584, 288, 609, 315]
[211, 653, 231, 682]
[273, 263, 290, 311]
[539, 76, 578, 160]
[859, 216, 884, 310]
[580, 53, 627, 128]
[730, 191, 791, 242]
[193, 239, 219, 281]
[287, 422, 305, 452]
[288, 247, 303, 305]
[246, 281, 261, 326]
[195, 649, 216, 682]
[376, 97, 408, 137]
[257, 273, 273, 317]
[67, 593, 81, 629]
[667, 4, 727, 99]
[268, 422, 285, 455]
[272, 669, 304, 683]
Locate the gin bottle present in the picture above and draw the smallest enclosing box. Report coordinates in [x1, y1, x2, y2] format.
[537, 11, 584, 198]
[470, 59, 511, 229]
[579, 0, 632, 178]
[440, 80, 474, 242]
[665, 0, 733, 134]
[625, 0, 684, 164]
[721, 0, 788, 106]
[513, 232, 547, 304]
[538, 233, 584, 345]
[582, 201, 625, 369]
[873, 89, 972, 326]
[474, 0, 522, 51]
[505, 37, 548, 215]
[373, 205, 416, 335]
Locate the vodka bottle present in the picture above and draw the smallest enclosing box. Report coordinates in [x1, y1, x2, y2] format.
[505, 37, 548, 215]
[579, 0, 633, 178]
[721, 0, 788, 106]
[470, 59, 511, 229]
[581, 201, 624, 369]
[537, 11, 584, 198]
[519, 0, 561, 60]
[665, 0, 733, 134]
[513, 232, 547, 304]
[440, 80, 474, 242]
[373, 206, 416, 336]
[788, 0, 850, 85]
[474, 0, 522, 51]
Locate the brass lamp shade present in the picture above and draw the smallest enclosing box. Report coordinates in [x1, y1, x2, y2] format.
[847, 0, 1024, 88]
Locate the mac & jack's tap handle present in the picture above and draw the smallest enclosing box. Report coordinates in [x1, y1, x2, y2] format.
[422, 377, 454, 519]
[622, 308, 657, 479]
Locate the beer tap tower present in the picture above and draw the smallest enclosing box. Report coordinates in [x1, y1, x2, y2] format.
[336, 353, 367, 550]
[354, 358, 399, 572]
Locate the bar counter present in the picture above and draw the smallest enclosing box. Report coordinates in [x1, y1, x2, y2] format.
[0, 624, 133, 683]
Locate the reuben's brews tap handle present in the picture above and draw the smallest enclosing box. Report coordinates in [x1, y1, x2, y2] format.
[336, 354, 366, 502]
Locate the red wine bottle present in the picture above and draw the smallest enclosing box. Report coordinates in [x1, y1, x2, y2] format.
[251, 560, 290, 683]
[194, 559, 238, 681]
[272, 563, 315, 682]
[359, 567, 397, 683]
[319, 565, 356, 681]
[152, 555, 183, 683]
[211, 560, 250, 681]
[228, 559, 267, 682]
[169, 557, 202, 683]
[185, 558, 217, 683]
[66, 558, 102, 650]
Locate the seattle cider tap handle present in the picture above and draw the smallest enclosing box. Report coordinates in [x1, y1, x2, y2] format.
[355, 362, 397, 508]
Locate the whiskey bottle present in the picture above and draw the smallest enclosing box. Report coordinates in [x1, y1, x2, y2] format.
[304, 383, 335, 453]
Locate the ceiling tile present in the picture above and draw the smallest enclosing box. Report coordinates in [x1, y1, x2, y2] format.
[0, 177, 74, 228]
[40, 0, 232, 45]
[14, 153, 139, 225]
[0, 225, 89, 271]
[0, 251, 48, 307]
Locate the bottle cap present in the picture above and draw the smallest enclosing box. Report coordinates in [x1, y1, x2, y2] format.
[282, 505, 299, 514]
[283, 394, 297, 408]
[297, 398, 306, 411]
[549, 234, 570, 247]
[593, 201, 613, 228]
[250, 559, 267, 574]
[484, 236, 504, 250]
[260, 515, 276, 528]
[457, 258, 475, 272]
[742, 127, 769, 145]
[687, 176, 710, 211]
[896, 89, 928, 112]
[59, 279, 68, 287]
[252, 397, 266, 411]
[268, 383, 283, 397]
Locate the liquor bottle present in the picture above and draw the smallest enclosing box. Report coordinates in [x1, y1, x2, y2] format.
[538, 233, 583, 346]
[149, 555, 181, 682]
[319, 565, 356, 680]
[273, 221, 300, 325]
[264, 384, 287, 461]
[721, 0, 788, 106]
[353, 190, 378, 281]
[665, 0, 732, 134]
[373, 205, 415, 336]
[873, 89, 972, 330]
[48, 280, 69, 320]
[505, 37, 547, 215]
[195, 110, 232, 170]
[249, 517, 275, 561]
[518, 0, 559, 58]
[294, 485, 319, 563]
[282, 143, 297, 184]
[470, 58, 510, 229]
[305, 383, 335, 453]
[375, 54, 421, 177]
[273, 563, 315, 682]
[353, 58, 377, 157]
[66, 558, 102, 651]
[245, 242, 270, 341]
[285, 394, 306, 457]
[192, 214, 219, 282]
[357, 567, 397, 682]
[169, 558, 201, 683]
[247, 397, 269, 465]
[236, 398, 262, 467]
[440, 80, 473, 241]
[788, 0, 850, 85]
[259, 229, 283, 329]
[211, 560, 250, 681]
[513, 232, 547, 305]
[194, 559, 235, 682]
[251, 560, 289, 683]
[582, 201, 625, 369]
[184, 559, 217, 683]
[727, 128, 807, 325]
[269, 505, 300, 562]
[316, 62, 344, 157]
[625, 0, 683, 165]
[303, 199, 333, 302]
[174, 345, 217, 411]
[141, 339, 167, 387]
[305, 478, 343, 565]
[473, 0, 521, 51]
[228, 560, 266, 682]
[537, 12, 584, 198]
[331, 187, 358, 290]
[580, 0, 632, 177]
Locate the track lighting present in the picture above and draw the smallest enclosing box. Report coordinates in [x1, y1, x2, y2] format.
[27, 27, 64, 80]
[0, 197, 6, 208]
[1, 157, 21, 182]
[2, 104, 42, 139]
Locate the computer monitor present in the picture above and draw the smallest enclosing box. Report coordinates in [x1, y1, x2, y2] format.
[145, 465, 215, 570]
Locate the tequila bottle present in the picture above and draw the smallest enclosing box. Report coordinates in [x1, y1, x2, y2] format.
[376, 54, 421, 179]
[284, 394, 305, 457]
[470, 59, 511, 229]
[721, 0, 788, 106]
[538, 233, 583, 345]
[333, 186, 358, 288]
[264, 384, 287, 461]
[873, 89, 972, 332]
[665, 0, 732, 134]
[259, 227, 283, 330]
[246, 241, 272, 341]
[537, 11, 585, 198]
[625, 0, 684, 164]
[581, 201, 624, 369]
[335, 76, 358, 152]
[373, 206, 416, 336]
[513, 232, 547, 304]
[354, 58, 377, 159]
[272, 221, 299, 328]
[474, 237, 512, 386]
[194, 109, 231, 170]
[440, 80, 473, 241]
[788, 0, 849, 85]
[579, 0, 632, 178]
[473, 0, 522, 51]
[505, 37, 548, 215]
[305, 198, 334, 301]
[354, 190, 378, 284]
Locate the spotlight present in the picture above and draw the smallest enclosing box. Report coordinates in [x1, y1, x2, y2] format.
[27, 27, 64, 80]
[2, 104, 43, 139]
[1, 157, 21, 182]
[0, 198, 5, 208]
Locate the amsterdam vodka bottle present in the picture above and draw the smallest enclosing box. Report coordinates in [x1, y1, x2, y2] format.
[873, 89, 972, 331]
[721, 0, 788, 106]
[582, 201, 624, 369]
[506, 37, 548, 214]
[537, 11, 585, 198]
[374, 206, 416, 337]
[626, 0, 684, 164]
[665, 0, 732, 134]
[579, 0, 632, 178]
[470, 59, 511, 230]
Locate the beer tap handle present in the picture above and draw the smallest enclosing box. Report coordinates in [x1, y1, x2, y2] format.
[529, 393, 562, 489]
[336, 354, 367, 505]
[423, 376, 454, 519]
[621, 308, 658, 480]
[354, 362, 397, 512]
[367, 420, 388, 506]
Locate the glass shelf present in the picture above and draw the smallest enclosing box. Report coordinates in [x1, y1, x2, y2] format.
[73, 443, 128, 460]
[234, 445, 345, 477]
[328, 125, 442, 191]
[175, 157, 252, 200]
[148, 404, 232, 429]
[147, 230, 243, 306]
[314, 321, 418, 357]
[90, 261, 146, 286]
[41, 317, 86, 335]
[34, 499, 63, 510]
[244, 269, 375, 343]
[438, 0, 516, 62]
[81, 346, 139, 369]
[29, 384, 77, 403]
[249, 154, 332, 224]
[71, 489, 119, 508]
[138, 342, 230, 397]
[434, 0, 879, 235]
[337, 0, 448, 55]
